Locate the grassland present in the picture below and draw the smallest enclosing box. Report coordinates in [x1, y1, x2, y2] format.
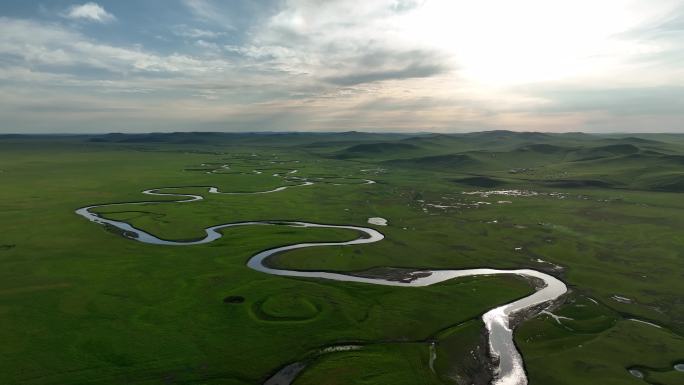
[0, 131, 683, 385]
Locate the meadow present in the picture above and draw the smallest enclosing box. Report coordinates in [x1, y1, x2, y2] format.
[1, 131, 683, 385]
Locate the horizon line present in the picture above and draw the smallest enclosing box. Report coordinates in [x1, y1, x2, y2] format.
[1, 130, 684, 136]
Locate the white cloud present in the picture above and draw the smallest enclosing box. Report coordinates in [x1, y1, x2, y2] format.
[195, 39, 220, 50]
[3, 1, 684, 133]
[173, 25, 225, 39]
[63, 2, 116, 23]
[182, 0, 235, 29]
[0, 18, 229, 75]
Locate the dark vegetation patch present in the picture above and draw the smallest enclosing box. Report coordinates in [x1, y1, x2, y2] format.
[662, 154, 684, 165]
[592, 144, 640, 155]
[542, 179, 615, 188]
[223, 296, 245, 304]
[0, 244, 16, 251]
[570, 144, 644, 162]
[641, 150, 666, 156]
[398, 133, 458, 146]
[345, 142, 419, 153]
[452, 176, 506, 188]
[334, 142, 421, 159]
[103, 223, 139, 239]
[649, 175, 684, 192]
[465, 130, 552, 141]
[519, 144, 572, 154]
[433, 320, 493, 385]
[184, 168, 214, 172]
[607, 136, 664, 145]
[90, 132, 224, 144]
[303, 140, 372, 148]
[386, 153, 476, 169]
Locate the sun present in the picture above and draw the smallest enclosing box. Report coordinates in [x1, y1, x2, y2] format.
[398, 0, 669, 86]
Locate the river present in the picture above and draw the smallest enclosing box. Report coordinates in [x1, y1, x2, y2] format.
[75, 183, 567, 385]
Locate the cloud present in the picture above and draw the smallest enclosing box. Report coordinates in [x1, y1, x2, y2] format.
[227, 2, 456, 84]
[63, 2, 116, 23]
[0, 18, 227, 75]
[2, 1, 684, 133]
[173, 25, 225, 39]
[322, 48, 450, 85]
[182, 0, 235, 29]
[325, 63, 447, 86]
[527, 85, 684, 116]
[181, 0, 281, 31]
[391, 0, 424, 13]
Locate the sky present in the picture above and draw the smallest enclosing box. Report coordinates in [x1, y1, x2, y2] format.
[1, 0, 683, 133]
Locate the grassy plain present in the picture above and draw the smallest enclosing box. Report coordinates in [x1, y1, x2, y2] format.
[0, 131, 683, 385]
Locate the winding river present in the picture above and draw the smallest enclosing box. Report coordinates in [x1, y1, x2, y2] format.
[75, 180, 567, 385]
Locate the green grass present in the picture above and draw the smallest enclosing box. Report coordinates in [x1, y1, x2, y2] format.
[517, 307, 684, 385]
[1, 131, 684, 385]
[294, 343, 441, 385]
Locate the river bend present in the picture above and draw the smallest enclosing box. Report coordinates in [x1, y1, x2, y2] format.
[75, 184, 567, 385]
